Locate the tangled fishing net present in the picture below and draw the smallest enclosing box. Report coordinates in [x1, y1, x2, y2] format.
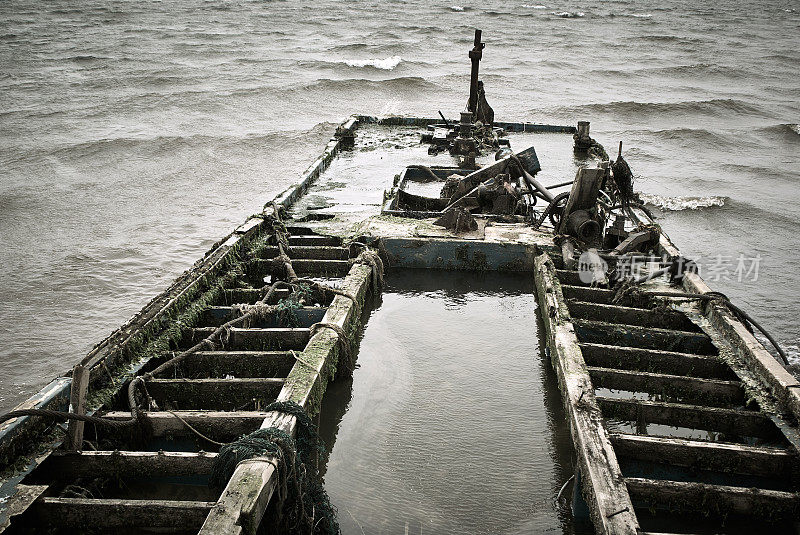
[211, 401, 339, 535]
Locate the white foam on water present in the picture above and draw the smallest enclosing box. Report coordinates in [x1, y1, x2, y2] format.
[522, 4, 547, 8]
[552, 11, 584, 18]
[450, 5, 465, 11]
[640, 193, 726, 211]
[785, 344, 799, 366]
[342, 56, 402, 70]
[790, 124, 800, 135]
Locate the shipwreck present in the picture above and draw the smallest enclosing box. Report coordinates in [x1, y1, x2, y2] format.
[0, 30, 798, 535]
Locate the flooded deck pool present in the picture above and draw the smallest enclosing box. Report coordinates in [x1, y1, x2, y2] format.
[318, 269, 586, 535]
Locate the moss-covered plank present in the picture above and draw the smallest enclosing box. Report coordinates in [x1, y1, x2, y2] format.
[200, 411, 294, 535]
[200, 263, 374, 535]
[146, 378, 284, 411]
[573, 319, 716, 355]
[186, 327, 310, 351]
[42, 450, 216, 479]
[161, 351, 296, 379]
[102, 411, 268, 439]
[568, 301, 700, 332]
[280, 263, 373, 412]
[579, 343, 734, 380]
[30, 498, 215, 529]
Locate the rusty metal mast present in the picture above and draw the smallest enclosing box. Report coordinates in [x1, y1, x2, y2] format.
[467, 29, 484, 114]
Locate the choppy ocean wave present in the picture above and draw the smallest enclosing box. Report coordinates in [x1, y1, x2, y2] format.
[552, 11, 584, 18]
[68, 55, 110, 62]
[297, 76, 438, 93]
[593, 63, 751, 81]
[634, 34, 705, 44]
[328, 43, 404, 56]
[761, 53, 800, 66]
[752, 123, 800, 141]
[2, 125, 338, 165]
[608, 12, 653, 18]
[340, 56, 402, 70]
[640, 193, 726, 211]
[646, 127, 744, 147]
[561, 98, 770, 118]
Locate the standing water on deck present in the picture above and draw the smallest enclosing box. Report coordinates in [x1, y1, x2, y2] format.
[317, 270, 583, 535]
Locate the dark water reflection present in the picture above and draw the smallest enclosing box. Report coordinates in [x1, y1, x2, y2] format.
[318, 270, 589, 535]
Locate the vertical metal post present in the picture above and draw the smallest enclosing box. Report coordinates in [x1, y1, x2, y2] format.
[468, 29, 484, 114]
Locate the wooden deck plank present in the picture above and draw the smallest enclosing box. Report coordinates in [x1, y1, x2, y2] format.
[588, 366, 743, 406]
[568, 300, 700, 332]
[32, 498, 215, 528]
[573, 319, 717, 355]
[257, 245, 349, 260]
[159, 351, 296, 378]
[44, 450, 216, 479]
[579, 343, 734, 380]
[556, 268, 664, 287]
[597, 397, 779, 439]
[560, 284, 690, 307]
[610, 433, 796, 480]
[287, 235, 341, 246]
[187, 327, 310, 350]
[102, 411, 268, 438]
[146, 378, 284, 410]
[221, 287, 291, 305]
[626, 477, 800, 519]
[560, 285, 619, 305]
[202, 306, 327, 328]
[245, 258, 351, 280]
